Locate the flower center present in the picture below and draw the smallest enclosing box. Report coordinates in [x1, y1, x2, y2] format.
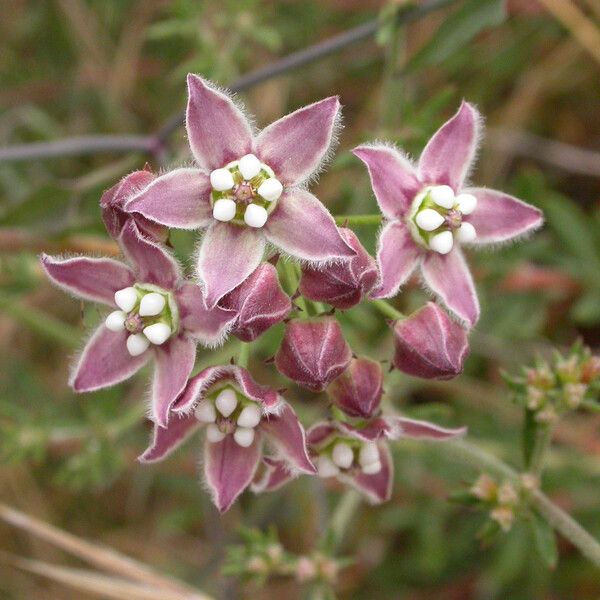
[105, 284, 178, 356]
[193, 385, 263, 448]
[209, 153, 283, 229]
[315, 439, 381, 478]
[408, 185, 478, 254]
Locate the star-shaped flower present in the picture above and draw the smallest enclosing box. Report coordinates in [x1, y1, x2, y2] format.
[127, 74, 354, 307]
[354, 102, 543, 327]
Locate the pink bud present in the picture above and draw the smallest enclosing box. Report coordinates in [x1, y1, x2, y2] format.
[275, 318, 352, 392]
[327, 357, 383, 418]
[300, 228, 378, 309]
[220, 263, 291, 342]
[100, 169, 168, 242]
[391, 303, 469, 380]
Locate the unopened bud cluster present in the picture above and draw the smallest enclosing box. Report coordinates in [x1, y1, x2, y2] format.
[469, 474, 521, 533]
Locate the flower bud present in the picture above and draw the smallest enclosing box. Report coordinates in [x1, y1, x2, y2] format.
[299, 228, 378, 309]
[470, 474, 497, 502]
[581, 356, 600, 383]
[490, 506, 515, 532]
[327, 357, 383, 418]
[220, 263, 291, 342]
[100, 169, 167, 242]
[391, 303, 469, 380]
[275, 318, 352, 392]
[563, 383, 587, 409]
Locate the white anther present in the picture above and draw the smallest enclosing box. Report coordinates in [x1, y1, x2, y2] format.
[215, 388, 238, 417]
[210, 168, 235, 191]
[213, 198, 237, 222]
[456, 222, 477, 243]
[234, 426, 255, 447]
[244, 204, 268, 228]
[257, 178, 283, 202]
[194, 400, 216, 423]
[416, 208, 445, 231]
[238, 154, 261, 180]
[105, 310, 127, 332]
[316, 455, 340, 478]
[139, 292, 166, 317]
[362, 460, 382, 475]
[430, 185, 455, 209]
[456, 193, 477, 215]
[114, 287, 138, 312]
[331, 442, 354, 469]
[429, 230, 454, 254]
[143, 322, 171, 345]
[237, 404, 262, 428]
[206, 423, 226, 443]
[358, 442, 380, 468]
[126, 333, 150, 356]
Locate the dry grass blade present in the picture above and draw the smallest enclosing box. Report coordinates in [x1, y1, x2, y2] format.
[0, 504, 208, 598]
[1, 553, 208, 600]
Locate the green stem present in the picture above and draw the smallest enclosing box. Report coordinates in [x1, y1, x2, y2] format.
[280, 260, 309, 316]
[237, 340, 250, 369]
[370, 299, 405, 321]
[528, 424, 554, 478]
[334, 214, 382, 226]
[330, 490, 362, 550]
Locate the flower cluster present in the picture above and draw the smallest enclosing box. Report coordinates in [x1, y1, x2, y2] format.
[41, 74, 543, 513]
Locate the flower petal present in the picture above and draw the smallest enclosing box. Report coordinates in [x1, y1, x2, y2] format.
[120, 221, 181, 289]
[251, 457, 296, 493]
[197, 222, 265, 308]
[126, 168, 213, 230]
[370, 221, 421, 299]
[41, 254, 134, 306]
[264, 189, 354, 262]
[70, 325, 149, 392]
[421, 249, 480, 328]
[139, 413, 200, 463]
[260, 402, 315, 474]
[353, 145, 421, 219]
[186, 74, 254, 171]
[418, 101, 481, 190]
[336, 417, 393, 442]
[256, 97, 340, 186]
[176, 282, 236, 345]
[152, 336, 196, 427]
[388, 416, 466, 441]
[307, 422, 338, 448]
[340, 442, 393, 504]
[204, 432, 262, 513]
[464, 188, 543, 245]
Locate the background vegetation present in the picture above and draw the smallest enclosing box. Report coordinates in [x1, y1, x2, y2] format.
[1, 0, 600, 598]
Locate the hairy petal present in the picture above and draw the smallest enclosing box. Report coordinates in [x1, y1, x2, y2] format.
[336, 417, 393, 442]
[251, 457, 296, 493]
[307, 422, 338, 448]
[176, 282, 236, 345]
[371, 221, 421, 299]
[186, 74, 254, 171]
[418, 101, 481, 190]
[388, 416, 467, 441]
[204, 433, 262, 513]
[197, 222, 265, 308]
[126, 168, 213, 230]
[256, 97, 340, 186]
[41, 254, 134, 306]
[353, 145, 421, 219]
[464, 188, 543, 245]
[70, 326, 149, 392]
[260, 403, 315, 474]
[264, 189, 354, 262]
[152, 336, 197, 427]
[139, 414, 200, 463]
[341, 443, 393, 504]
[120, 221, 181, 289]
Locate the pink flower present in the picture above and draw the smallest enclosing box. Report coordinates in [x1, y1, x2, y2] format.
[100, 167, 167, 243]
[126, 74, 355, 308]
[354, 102, 543, 327]
[391, 302, 470, 380]
[300, 228, 378, 309]
[275, 318, 352, 392]
[140, 365, 315, 513]
[219, 262, 292, 342]
[41, 221, 235, 427]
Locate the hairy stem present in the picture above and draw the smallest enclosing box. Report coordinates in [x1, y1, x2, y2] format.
[237, 340, 251, 369]
[334, 214, 382, 226]
[330, 490, 362, 550]
[370, 299, 405, 321]
[528, 424, 554, 478]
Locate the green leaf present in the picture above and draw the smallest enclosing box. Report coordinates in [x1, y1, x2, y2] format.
[406, 0, 506, 71]
[530, 512, 558, 569]
[571, 290, 600, 325]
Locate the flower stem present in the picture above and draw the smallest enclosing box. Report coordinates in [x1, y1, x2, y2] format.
[330, 490, 362, 550]
[334, 214, 382, 226]
[370, 299, 405, 321]
[280, 260, 309, 317]
[237, 340, 251, 369]
[528, 424, 554, 478]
